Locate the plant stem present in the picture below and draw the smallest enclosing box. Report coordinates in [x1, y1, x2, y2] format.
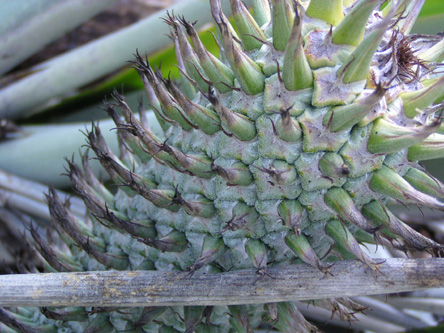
[1, 258, 444, 307]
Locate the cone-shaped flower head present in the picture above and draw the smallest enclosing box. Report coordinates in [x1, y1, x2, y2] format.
[4, 0, 444, 332]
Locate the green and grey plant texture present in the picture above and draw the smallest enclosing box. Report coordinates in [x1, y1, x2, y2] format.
[2, 0, 444, 331]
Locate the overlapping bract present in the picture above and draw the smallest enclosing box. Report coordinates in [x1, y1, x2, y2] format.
[3, 0, 444, 331]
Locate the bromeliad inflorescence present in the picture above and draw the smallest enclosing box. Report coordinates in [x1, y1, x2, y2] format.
[2, 0, 444, 331]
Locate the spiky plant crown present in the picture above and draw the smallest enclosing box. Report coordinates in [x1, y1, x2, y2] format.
[3, 0, 444, 331]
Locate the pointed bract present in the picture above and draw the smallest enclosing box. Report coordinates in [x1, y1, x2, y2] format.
[278, 200, 303, 233]
[188, 236, 227, 274]
[245, 239, 268, 269]
[283, 8, 314, 91]
[207, 90, 257, 141]
[166, 14, 211, 92]
[306, 0, 344, 26]
[404, 167, 444, 199]
[325, 219, 379, 270]
[401, 76, 444, 118]
[370, 165, 444, 210]
[285, 233, 330, 273]
[396, 0, 425, 34]
[181, 18, 235, 93]
[323, 85, 386, 132]
[218, 16, 265, 95]
[363, 200, 442, 251]
[252, 0, 271, 27]
[163, 77, 221, 135]
[275, 107, 303, 141]
[272, 0, 295, 51]
[419, 38, 444, 63]
[332, 0, 380, 46]
[230, 0, 267, 51]
[319, 152, 349, 180]
[368, 118, 440, 154]
[138, 229, 188, 252]
[324, 187, 375, 234]
[338, 8, 395, 83]
[408, 133, 444, 161]
[212, 160, 254, 186]
[133, 55, 193, 130]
